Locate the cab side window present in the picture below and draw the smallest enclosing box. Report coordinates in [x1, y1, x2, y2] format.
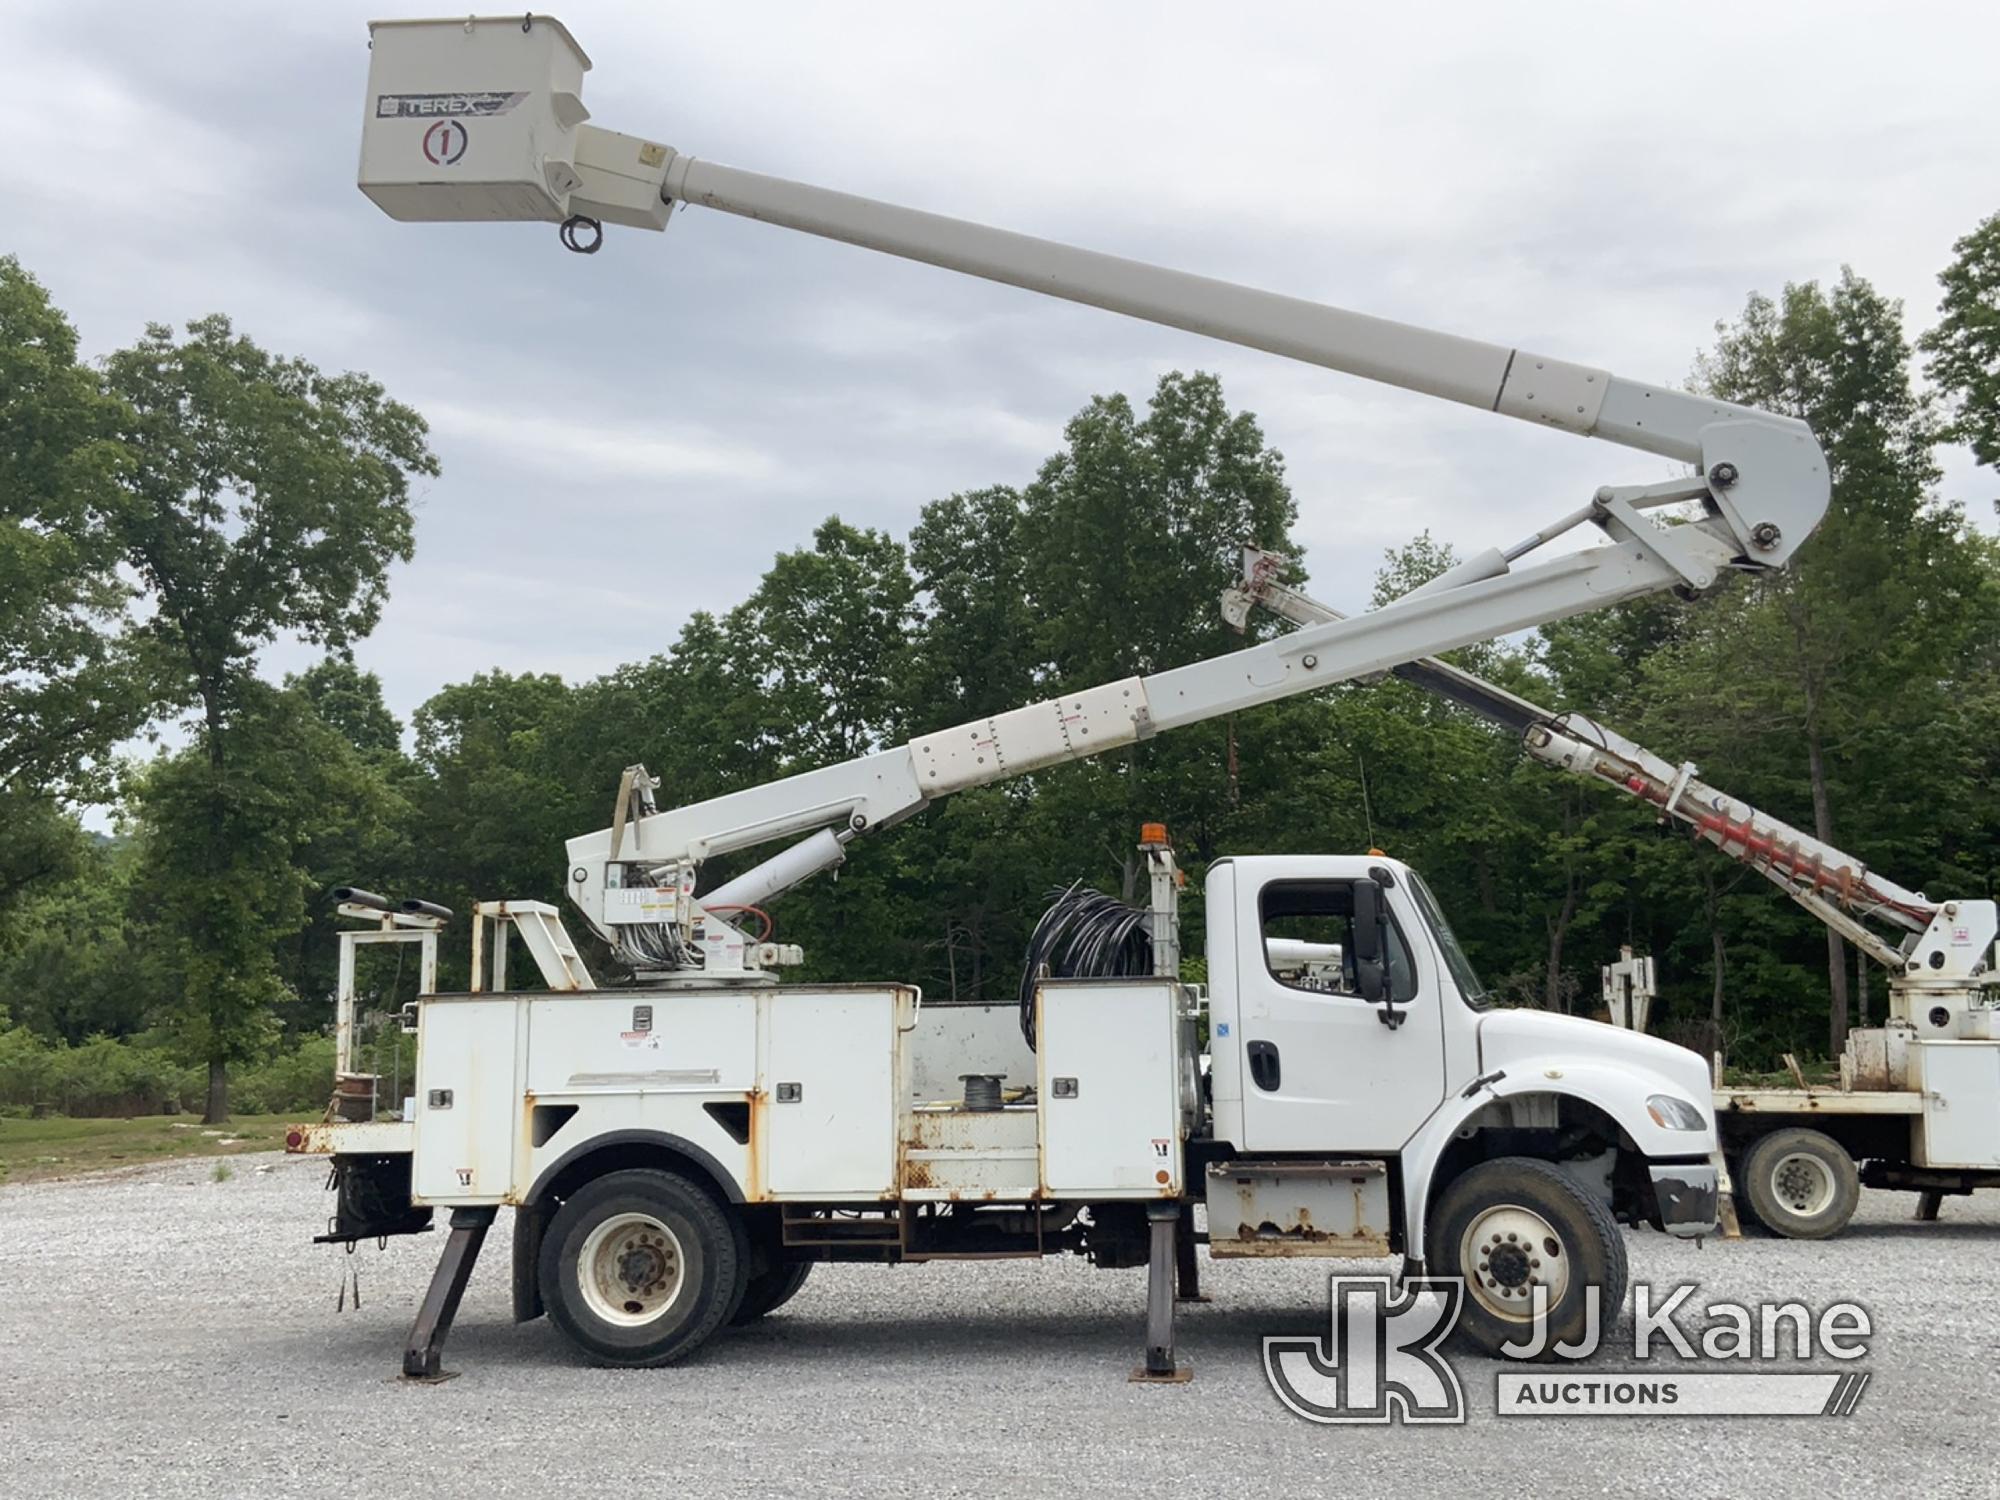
[1259, 880, 1417, 1001]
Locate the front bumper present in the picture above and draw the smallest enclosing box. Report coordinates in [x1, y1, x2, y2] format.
[1650, 1160, 1719, 1237]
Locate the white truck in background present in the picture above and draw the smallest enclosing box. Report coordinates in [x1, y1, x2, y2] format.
[291, 14, 1837, 1378]
[1231, 551, 2000, 1241]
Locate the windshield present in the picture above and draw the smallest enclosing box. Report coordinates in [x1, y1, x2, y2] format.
[1405, 869, 1490, 1010]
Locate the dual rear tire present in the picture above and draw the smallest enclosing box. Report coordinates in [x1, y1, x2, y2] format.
[539, 1168, 807, 1367]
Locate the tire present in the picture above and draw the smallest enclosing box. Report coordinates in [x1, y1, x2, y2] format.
[1430, 1156, 1628, 1360]
[731, 1261, 813, 1326]
[540, 1168, 745, 1367]
[1739, 1128, 1859, 1240]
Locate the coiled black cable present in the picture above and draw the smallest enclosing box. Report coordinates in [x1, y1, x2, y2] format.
[1018, 882, 1154, 1048]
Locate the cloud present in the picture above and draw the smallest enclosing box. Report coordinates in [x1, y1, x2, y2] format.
[4, 0, 1995, 756]
[419, 398, 787, 487]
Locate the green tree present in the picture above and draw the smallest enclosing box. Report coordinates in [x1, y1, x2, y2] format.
[0, 260, 144, 918]
[1921, 210, 2000, 472]
[132, 683, 403, 1118]
[103, 316, 436, 753]
[904, 486, 1038, 725]
[1016, 371, 1299, 892]
[290, 659, 403, 760]
[102, 316, 436, 1119]
[557, 611, 778, 816]
[279, 663, 416, 1013]
[1674, 269, 1981, 1053]
[0, 259, 139, 789]
[408, 672, 577, 923]
[0, 836, 151, 1043]
[1023, 371, 1296, 683]
[729, 518, 916, 762]
[0, 797, 90, 927]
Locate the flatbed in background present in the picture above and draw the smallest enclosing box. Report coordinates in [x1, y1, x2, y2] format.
[1717, 1088, 1922, 1116]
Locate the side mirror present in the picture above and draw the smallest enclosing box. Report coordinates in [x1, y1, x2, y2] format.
[1351, 877, 1402, 1027]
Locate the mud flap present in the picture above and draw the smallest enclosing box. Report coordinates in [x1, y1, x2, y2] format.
[512, 1201, 549, 1323]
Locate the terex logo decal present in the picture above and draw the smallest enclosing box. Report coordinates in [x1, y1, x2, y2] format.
[376, 90, 527, 119]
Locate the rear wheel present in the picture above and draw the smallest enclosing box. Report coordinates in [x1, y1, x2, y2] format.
[1739, 1128, 1859, 1239]
[731, 1261, 813, 1325]
[1431, 1156, 1627, 1359]
[540, 1168, 744, 1366]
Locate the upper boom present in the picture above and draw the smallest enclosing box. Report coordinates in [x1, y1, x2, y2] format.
[356, 16, 1832, 972]
[357, 17, 1827, 566]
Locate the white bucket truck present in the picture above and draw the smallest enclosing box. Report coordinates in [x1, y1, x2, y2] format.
[298, 15, 1835, 1378]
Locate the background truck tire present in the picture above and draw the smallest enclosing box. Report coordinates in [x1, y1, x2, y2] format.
[540, 1168, 744, 1367]
[1738, 1128, 1860, 1239]
[731, 1261, 813, 1325]
[1431, 1156, 1627, 1359]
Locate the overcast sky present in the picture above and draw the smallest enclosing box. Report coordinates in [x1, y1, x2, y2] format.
[4, 1, 1996, 741]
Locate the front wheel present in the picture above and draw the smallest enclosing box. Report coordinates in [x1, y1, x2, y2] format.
[1738, 1128, 1859, 1240]
[540, 1168, 744, 1367]
[1430, 1156, 1627, 1359]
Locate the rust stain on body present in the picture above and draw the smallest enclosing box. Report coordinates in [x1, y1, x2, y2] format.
[1213, 1223, 1390, 1258]
[746, 1088, 766, 1201]
[287, 1122, 338, 1155]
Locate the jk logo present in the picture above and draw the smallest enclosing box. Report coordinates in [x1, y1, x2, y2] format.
[1263, 1275, 1467, 1424]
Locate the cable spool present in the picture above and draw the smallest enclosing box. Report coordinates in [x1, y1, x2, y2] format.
[1017, 882, 1154, 1049]
[959, 1074, 1004, 1112]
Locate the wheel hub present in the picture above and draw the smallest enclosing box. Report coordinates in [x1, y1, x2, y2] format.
[1487, 1241, 1532, 1289]
[618, 1245, 666, 1289]
[578, 1212, 687, 1327]
[1460, 1202, 1571, 1323]
[1770, 1152, 1836, 1218]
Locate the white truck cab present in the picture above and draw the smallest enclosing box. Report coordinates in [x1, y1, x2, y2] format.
[1207, 855, 1718, 1252]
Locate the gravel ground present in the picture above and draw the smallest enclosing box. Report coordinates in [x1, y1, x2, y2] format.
[2, 1153, 1996, 1499]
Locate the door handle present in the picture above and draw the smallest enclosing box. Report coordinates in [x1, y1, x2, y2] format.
[1247, 1040, 1281, 1092]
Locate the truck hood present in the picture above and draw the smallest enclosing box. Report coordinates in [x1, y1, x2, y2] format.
[1477, 1007, 1713, 1120]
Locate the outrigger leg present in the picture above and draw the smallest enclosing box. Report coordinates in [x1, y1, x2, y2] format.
[403, 1206, 497, 1380]
[1131, 1200, 1193, 1383]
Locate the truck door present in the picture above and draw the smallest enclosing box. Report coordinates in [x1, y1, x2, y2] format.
[1236, 875, 1447, 1152]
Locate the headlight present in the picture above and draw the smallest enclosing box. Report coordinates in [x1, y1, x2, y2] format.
[1646, 1094, 1707, 1131]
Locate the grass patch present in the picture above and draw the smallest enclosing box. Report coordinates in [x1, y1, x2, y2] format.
[0, 1112, 294, 1185]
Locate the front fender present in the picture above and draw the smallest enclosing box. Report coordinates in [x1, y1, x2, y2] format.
[1399, 1057, 1717, 1260]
